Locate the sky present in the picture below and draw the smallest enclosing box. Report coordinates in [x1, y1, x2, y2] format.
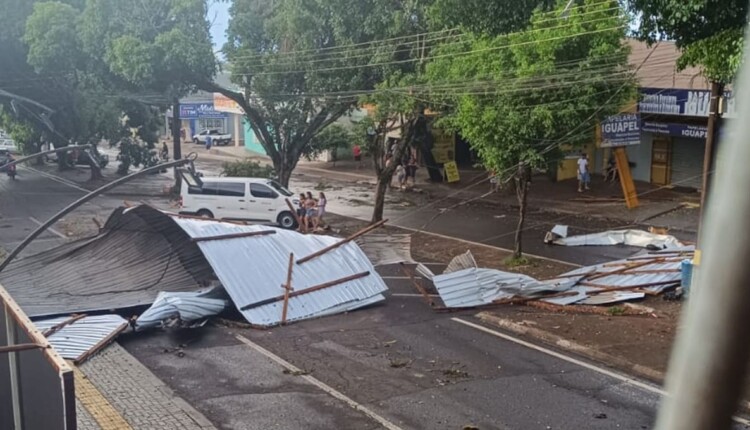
[208, 1, 231, 56]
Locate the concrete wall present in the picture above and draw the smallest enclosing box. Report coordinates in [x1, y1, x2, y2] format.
[0, 287, 76, 430]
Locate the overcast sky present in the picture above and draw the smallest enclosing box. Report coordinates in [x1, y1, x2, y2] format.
[208, 1, 231, 56]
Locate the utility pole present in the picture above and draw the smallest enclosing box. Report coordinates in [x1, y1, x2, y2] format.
[696, 82, 724, 254]
[172, 98, 182, 161]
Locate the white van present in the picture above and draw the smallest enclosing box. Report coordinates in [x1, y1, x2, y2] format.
[179, 176, 299, 229]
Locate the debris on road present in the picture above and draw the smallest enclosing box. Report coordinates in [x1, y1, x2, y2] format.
[544, 226, 684, 250]
[356, 233, 413, 266]
[426, 248, 693, 310]
[135, 286, 229, 331]
[34, 314, 129, 364]
[5, 205, 389, 330]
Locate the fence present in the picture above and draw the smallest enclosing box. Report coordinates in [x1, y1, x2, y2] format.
[0, 282, 76, 430]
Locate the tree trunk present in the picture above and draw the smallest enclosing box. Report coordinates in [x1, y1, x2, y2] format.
[372, 175, 389, 223]
[513, 166, 530, 259]
[276, 159, 293, 188]
[172, 99, 182, 192]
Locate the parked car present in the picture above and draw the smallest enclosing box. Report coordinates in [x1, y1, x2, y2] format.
[0, 134, 19, 154]
[179, 175, 298, 229]
[192, 129, 232, 146]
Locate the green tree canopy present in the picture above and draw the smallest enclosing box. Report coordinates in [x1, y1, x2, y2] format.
[426, 0, 635, 256]
[629, 0, 748, 84]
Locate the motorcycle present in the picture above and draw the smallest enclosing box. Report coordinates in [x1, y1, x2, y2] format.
[7, 163, 16, 180]
[0, 156, 16, 180]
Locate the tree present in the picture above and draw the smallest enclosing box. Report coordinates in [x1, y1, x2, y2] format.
[629, 0, 747, 84]
[206, 0, 437, 187]
[308, 124, 353, 166]
[427, 0, 635, 259]
[18, 0, 216, 180]
[429, 0, 554, 36]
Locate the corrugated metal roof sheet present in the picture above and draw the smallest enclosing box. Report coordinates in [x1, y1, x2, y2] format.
[443, 251, 477, 274]
[171, 217, 388, 327]
[433, 268, 575, 308]
[33, 315, 128, 363]
[0, 206, 214, 318]
[135, 287, 228, 331]
[553, 229, 684, 249]
[355, 234, 413, 266]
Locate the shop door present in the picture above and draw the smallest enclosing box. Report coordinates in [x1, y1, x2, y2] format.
[651, 138, 672, 185]
[671, 137, 705, 190]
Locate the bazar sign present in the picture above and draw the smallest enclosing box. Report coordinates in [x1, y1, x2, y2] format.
[179, 103, 226, 119]
[600, 113, 641, 148]
[213, 93, 244, 115]
[638, 87, 737, 118]
[641, 121, 708, 139]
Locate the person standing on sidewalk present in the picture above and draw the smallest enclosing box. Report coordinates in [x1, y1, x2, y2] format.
[577, 153, 590, 192]
[297, 193, 307, 233]
[353, 144, 362, 168]
[205, 134, 213, 151]
[316, 192, 328, 230]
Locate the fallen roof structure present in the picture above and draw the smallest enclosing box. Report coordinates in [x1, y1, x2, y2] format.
[33, 315, 129, 363]
[172, 216, 388, 327]
[0, 206, 214, 318]
[1, 205, 389, 327]
[356, 234, 413, 266]
[430, 248, 693, 309]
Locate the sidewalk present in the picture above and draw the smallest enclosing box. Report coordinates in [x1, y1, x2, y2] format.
[208, 145, 700, 233]
[76, 343, 215, 429]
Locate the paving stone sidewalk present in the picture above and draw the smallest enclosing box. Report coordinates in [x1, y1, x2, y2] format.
[77, 343, 215, 430]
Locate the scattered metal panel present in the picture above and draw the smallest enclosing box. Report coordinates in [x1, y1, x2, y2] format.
[355, 234, 413, 266]
[542, 285, 590, 305]
[416, 264, 436, 281]
[579, 291, 646, 305]
[33, 315, 128, 363]
[433, 268, 576, 308]
[172, 217, 389, 327]
[135, 287, 228, 331]
[0, 206, 214, 318]
[552, 229, 684, 249]
[443, 250, 478, 274]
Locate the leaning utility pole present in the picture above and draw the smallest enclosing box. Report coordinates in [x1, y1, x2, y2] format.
[172, 98, 182, 161]
[696, 81, 724, 247]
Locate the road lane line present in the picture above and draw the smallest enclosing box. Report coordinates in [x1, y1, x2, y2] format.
[29, 216, 67, 239]
[451, 317, 750, 427]
[235, 334, 404, 430]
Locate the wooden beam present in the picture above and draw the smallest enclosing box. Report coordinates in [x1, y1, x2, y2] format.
[285, 198, 302, 228]
[0, 343, 46, 354]
[240, 271, 371, 311]
[614, 147, 639, 209]
[400, 264, 436, 308]
[191, 230, 276, 243]
[42, 314, 87, 337]
[281, 253, 294, 325]
[296, 220, 388, 265]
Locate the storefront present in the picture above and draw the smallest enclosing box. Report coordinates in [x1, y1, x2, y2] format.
[179, 102, 229, 140]
[581, 87, 737, 190]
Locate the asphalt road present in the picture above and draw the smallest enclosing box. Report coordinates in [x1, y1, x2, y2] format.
[2, 163, 746, 430]
[121, 263, 748, 430]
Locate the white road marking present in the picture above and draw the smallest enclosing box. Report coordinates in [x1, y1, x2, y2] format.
[451, 317, 750, 427]
[29, 217, 67, 239]
[23, 166, 90, 193]
[235, 334, 404, 430]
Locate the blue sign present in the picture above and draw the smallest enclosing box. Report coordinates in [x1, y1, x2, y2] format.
[179, 103, 226, 119]
[641, 121, 708, 139]
[639, 88, 736, 118]
[601, 113, 641, 148]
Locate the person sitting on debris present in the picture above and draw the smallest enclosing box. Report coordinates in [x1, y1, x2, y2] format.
[304, 192, 319, 232]
[297, 193, 307, 233]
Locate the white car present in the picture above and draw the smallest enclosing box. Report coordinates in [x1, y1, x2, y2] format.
[192, 129, 232, 146]
[0, 135, 19, 154]
[179, 175, 298, 229]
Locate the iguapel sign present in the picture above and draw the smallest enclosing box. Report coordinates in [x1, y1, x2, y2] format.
[638, 88, 737, 118]
[179, 103, 226, 119]
[600, 113, 641, 148]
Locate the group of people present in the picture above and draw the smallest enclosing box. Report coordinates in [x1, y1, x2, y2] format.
[388, 153, 418, 190]
[296, 191, 328, 233]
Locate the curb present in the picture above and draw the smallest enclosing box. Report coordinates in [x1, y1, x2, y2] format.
[475, 311, 665, 382]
